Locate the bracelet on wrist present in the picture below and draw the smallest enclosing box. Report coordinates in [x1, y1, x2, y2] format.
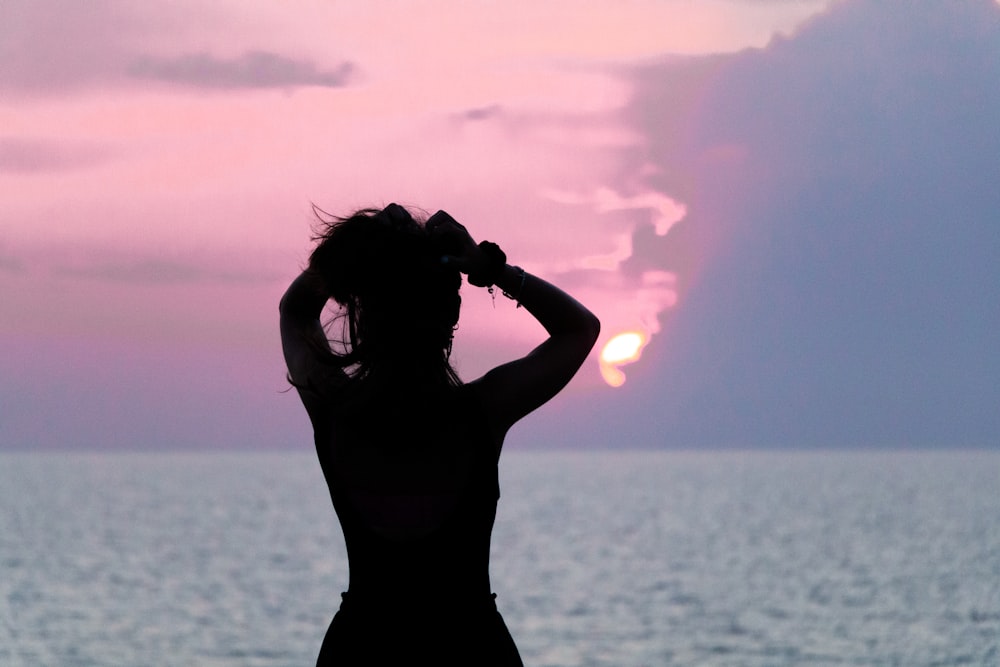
[502, 266, 526, 307]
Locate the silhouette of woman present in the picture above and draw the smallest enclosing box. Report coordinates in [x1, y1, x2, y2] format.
[280, 204, 600, 665]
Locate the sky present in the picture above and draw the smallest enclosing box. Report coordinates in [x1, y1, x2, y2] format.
[2, 0, 997, 451]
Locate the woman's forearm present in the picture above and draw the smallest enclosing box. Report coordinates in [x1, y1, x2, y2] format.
[493, 264, 600, 341]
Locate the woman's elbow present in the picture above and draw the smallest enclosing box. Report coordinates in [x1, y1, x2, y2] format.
[278, 283, 297, 315]
[583, 311, 601, 348]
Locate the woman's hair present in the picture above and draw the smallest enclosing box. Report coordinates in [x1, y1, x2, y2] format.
[306, 204, 463, 390]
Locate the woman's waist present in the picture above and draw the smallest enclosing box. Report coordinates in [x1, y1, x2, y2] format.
[347, 565, 491, 597]
[338, 586, 498, 621]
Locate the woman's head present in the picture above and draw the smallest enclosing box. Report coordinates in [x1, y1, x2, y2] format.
[308, 204, 462, 383]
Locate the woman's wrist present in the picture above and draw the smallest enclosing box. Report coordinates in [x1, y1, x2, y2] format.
[496, 264, 527, 303]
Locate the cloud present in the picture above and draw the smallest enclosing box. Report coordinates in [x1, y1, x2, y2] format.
[0, 138, 111, 173]
[0, 246, 24, 273]
[457, 104, 504, 122]
[3, 241, 281, 286]
[1, 0, 153, 94]
[543, 186, 687, 238]
[0, 2, 354, 95]
[127, 51, 355, 90]
[53, 256, 281, 286]
[559, 0, 1000, 448]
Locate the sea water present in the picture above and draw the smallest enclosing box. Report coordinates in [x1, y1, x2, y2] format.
[1, 450, 998, 666]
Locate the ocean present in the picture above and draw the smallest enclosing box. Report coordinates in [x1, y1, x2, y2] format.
[1, 449, 998, 666]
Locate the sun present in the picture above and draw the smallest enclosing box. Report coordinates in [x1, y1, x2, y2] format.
[599, 331, 647, 387]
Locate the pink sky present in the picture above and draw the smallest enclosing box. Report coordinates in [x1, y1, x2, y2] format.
[1, 0, 831, 449]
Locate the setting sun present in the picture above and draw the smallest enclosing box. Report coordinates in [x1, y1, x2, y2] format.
[599, 331, 647, 387]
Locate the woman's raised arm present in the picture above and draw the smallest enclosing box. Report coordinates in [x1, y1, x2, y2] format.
[473, 265, 600, 438]
[427, 211, 600, 440]
[279, 269, 334, 390]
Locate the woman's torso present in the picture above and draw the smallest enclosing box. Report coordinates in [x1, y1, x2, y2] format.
[314, 383, 501, 608]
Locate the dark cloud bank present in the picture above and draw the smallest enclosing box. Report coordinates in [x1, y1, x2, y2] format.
[531, 0, 1000, 449]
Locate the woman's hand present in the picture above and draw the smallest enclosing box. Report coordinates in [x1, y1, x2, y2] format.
[426, 210, 487, 276]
